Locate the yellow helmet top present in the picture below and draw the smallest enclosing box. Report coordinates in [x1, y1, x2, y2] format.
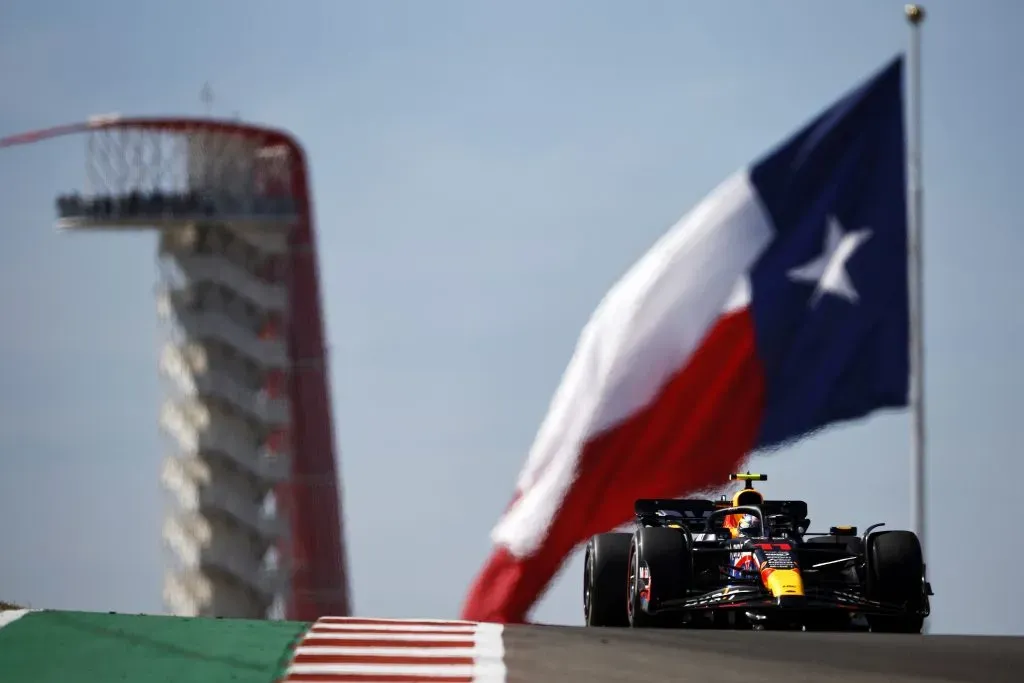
[728, 472, 767, 508]
[732, 488, 764, 508]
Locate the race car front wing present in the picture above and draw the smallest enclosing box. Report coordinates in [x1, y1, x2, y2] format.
[652, 584, 930, 618]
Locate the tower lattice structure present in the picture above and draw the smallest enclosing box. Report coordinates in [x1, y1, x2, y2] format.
[0, 117, 351, 621]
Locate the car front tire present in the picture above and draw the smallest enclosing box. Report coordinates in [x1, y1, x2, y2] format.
[866, 530, 926, 634]
[584, 533, 632, 626]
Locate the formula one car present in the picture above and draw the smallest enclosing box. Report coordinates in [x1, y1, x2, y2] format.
[583, 472, 932, 632]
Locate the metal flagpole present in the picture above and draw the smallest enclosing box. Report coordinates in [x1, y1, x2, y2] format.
[905, 4, 927, 555]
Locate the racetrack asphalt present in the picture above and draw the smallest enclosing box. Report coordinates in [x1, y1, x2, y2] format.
[502, 625, 1024, 682]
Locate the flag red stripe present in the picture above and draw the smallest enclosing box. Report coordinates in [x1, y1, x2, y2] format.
[461, 308, 765, 622]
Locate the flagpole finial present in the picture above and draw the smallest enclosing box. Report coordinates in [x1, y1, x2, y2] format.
[905, 4, 925, 25]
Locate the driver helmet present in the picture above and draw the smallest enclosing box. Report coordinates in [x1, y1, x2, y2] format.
[724, 488, 765, 537]
[736, 514, 762, 538]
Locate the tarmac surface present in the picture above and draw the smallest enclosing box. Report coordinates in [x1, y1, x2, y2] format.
[502, 624, 1024, 683]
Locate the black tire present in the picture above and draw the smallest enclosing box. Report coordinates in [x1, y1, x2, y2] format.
[627, 526, 690, 628]
[865, 530, 926, 634]
[584, 533, 632, 626]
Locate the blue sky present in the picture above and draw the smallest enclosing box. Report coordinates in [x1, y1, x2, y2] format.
[0, 0, 1021, 635]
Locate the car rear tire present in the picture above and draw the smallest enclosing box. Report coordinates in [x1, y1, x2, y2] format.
[865, 530, 926, 634]
[584, 533, 632, 627]
[627, 526, 690, 628]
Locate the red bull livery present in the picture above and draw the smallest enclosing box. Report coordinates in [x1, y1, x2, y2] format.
[582, 473, 932, 632]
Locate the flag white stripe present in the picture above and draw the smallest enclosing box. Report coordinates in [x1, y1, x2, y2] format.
[492, 169, 775, 558]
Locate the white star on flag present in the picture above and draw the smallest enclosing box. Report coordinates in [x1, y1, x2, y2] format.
[788, 215, 873, 305]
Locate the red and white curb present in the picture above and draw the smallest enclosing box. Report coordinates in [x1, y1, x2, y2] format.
[279, 617, 506, 682]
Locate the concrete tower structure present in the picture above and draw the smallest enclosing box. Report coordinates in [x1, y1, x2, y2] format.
[0, 117, 351, 621]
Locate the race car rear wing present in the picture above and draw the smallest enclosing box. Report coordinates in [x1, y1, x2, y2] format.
[635, 498, 810, 531]
[634, 498, 716, 530]
[763, 500, 809, 525]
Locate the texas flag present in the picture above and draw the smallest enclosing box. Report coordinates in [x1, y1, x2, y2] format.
[461, 55, 909, 624]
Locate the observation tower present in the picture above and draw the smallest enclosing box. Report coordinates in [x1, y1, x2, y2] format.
[1, 116, 351, 621]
